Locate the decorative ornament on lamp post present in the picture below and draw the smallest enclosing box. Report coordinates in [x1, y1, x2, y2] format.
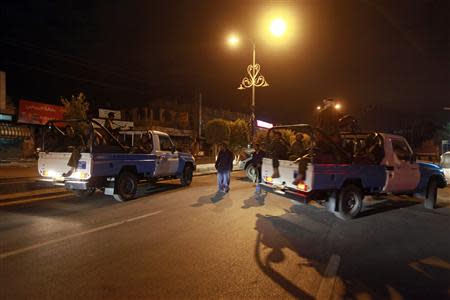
[237, 43, 269, 142]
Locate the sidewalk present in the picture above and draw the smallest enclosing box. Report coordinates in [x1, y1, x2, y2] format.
[0, 162, 39, 180]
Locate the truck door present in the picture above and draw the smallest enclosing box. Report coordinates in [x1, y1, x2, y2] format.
[383, 137, 420, 192]
[154, 134, 178, 176]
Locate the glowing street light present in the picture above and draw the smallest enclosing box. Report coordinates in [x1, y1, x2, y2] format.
[334, 103, 342, 110]
[227, 34, 240, 47]
[270, 18, 287, 37]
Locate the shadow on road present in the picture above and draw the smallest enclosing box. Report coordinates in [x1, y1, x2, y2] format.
[191, 192, 233, 212]
[358, 197, 419, 218]
[254, 202, 450, 299]
[137, 182, 183, 198]
[241, 192, 268, 209]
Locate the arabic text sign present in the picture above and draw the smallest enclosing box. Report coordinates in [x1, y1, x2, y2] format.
[18, 100, 65, 125]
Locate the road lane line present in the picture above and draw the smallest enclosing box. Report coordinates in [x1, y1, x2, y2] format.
[315, 254, 341, 300]
[0, 210, 162, 259]
[0, 192, 74, 207]
[0, 188, 66, 200]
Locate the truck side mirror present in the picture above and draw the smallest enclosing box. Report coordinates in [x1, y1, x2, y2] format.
[410, 154, 416, 163]
[171, 145, 176, 153]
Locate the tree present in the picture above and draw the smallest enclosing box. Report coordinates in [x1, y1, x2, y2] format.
[61, 92, 89, 120]
[205, 119, 231, 156]
[279, 129, 295, 146]
[229, 119, 249, 152]
[254, 129, 268, 147]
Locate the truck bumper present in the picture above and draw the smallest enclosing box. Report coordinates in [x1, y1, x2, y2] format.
[64, 180, 89, 190]
[260, 182, 313, 203]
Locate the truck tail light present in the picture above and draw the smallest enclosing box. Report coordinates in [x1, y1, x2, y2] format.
[297, 182, 307, 191]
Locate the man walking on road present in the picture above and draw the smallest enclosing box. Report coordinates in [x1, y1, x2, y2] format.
[215, 142, 234, 193]
[250, 143, 266, 194]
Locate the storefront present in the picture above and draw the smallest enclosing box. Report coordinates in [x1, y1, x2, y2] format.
[0, 121, 34, 160]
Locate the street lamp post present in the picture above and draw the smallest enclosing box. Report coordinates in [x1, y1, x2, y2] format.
[237, 42, 269, 142]
[227, 16, 288, 142]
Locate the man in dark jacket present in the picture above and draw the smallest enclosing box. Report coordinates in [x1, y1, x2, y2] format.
[266, 131, 289, 178]
[250, 143, 266, 183]
[215, 142, 234, 193]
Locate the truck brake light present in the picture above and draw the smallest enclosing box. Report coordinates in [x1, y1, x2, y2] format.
[297, 183, 307, 191]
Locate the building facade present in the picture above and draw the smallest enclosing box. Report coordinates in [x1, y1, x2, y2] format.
[121, 97, 250, 154]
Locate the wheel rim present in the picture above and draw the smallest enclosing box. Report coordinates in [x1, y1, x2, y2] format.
[247, 166, 257, 181]
[342, 191, 359, 215]
[120, 177, 135, 196]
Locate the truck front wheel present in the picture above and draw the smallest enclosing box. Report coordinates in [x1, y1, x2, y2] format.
[180, 165, 193, 186]
[335, 184, 363, 220]
[113, 171, 138, 202]
[424, 178, 437, 209]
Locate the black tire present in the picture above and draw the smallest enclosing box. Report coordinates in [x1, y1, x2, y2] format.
[335, 184, 363, 220]
[180, 164, 193, 186]
[113, 171, 138, 202]
[245, 164, 257, 182]
[73, 187, 96, 197]
[424, 178, 437, 209]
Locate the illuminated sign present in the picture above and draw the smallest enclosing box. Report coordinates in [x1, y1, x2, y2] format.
[18, 100, 65, 125]
[256, 119, 273, 129]
[0, 114, 13, 121]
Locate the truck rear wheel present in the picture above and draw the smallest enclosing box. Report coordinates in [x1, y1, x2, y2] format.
[424, 178, 437, 209]
[335, 184, 363, 220]
[113, 171, 137, 202]
[180, 165, 193, 186]
[73, 187, 96, 197]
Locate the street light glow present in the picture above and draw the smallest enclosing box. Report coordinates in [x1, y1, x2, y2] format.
[270, 18, 287, 37]
[227, 34, 240, 47]
[258, 8, 298, 47]
[335, 103, 342, 110]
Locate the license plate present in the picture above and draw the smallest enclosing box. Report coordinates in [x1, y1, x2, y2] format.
[104, 187, 115, 195]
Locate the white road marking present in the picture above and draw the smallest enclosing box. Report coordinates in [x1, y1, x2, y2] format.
[0, 188, 66, 201]
[315, 254, 341, 300]
[0, 210, 162, 259]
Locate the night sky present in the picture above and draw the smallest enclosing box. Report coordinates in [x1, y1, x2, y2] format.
[1, 0, 449, 125]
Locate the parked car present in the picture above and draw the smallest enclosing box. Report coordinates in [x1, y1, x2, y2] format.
[440, 151, 450, 183]
[237, 148, 257, 181]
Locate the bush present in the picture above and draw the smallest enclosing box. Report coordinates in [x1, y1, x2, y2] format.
[229, 119, 249, 152]
[205, 119, 231, 156]
[61, 92, 89, 120]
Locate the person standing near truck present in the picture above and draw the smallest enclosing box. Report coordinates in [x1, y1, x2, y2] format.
[266, 131, 289, 178]
[289, 133, 306, 160]
[104, 112, 115, 132]
[250, 143, 266, 193]
[215, 142, 234, 193]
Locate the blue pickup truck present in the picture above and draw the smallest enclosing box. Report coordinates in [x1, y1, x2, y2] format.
[261, 125, 447, 220]
[38, 119, 195, 201]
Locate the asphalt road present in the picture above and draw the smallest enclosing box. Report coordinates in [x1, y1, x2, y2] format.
[0, 172, 449, 299]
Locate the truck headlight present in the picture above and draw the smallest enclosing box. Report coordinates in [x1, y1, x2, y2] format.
[44, 170, 58, 178]
[72, 172, 90, 180]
